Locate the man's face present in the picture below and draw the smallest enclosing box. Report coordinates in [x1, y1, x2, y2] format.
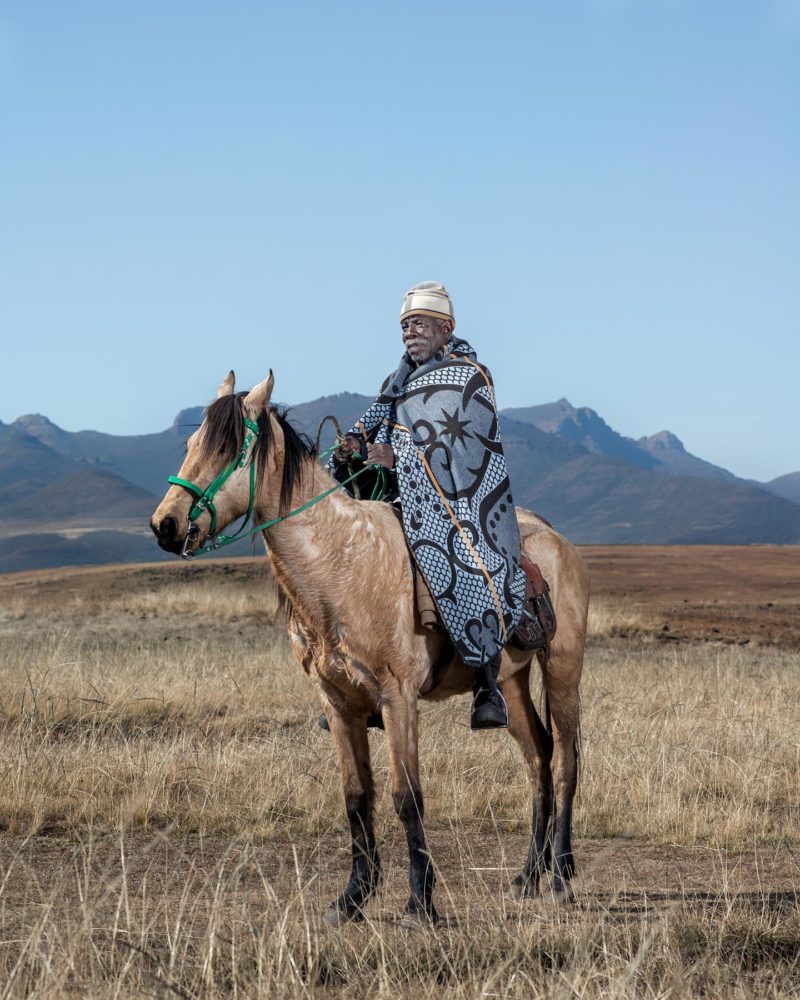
[401, 314, 452, 364]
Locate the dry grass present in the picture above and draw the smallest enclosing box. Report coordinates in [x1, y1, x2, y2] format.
[104, 576, 280, 620]
[2, 605, 796, 848]
[581, 639, 800, 846]
[586, 599, 656, 638]
[1, 832, 798, 999]
[0, 563, 798, 997]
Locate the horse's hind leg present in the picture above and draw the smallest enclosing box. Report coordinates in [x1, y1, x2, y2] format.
[382, 679, 437, 923]
[543, 653, 581, 901]
[324, 706, 381, 924]
[504, 663, 554, 898]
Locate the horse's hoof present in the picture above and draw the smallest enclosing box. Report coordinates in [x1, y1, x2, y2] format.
[323, 906, 344, 926]
[399, 908, 439, 930]
[540, 882, 576, 906]
[323, 903, 364, 926]
[506, 877, 538, 901]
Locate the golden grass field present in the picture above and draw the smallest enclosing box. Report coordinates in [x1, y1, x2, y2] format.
[0, 546, 798, 998]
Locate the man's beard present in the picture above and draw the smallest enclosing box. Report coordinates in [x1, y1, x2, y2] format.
[405, 339, 434, 364]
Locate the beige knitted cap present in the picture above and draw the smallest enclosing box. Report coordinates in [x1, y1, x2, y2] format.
[400, 281, 456, 328]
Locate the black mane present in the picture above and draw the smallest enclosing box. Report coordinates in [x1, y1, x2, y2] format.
[196, 392, 317, 515]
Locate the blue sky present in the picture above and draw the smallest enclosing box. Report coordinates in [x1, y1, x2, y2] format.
[1, 1, 798, 481]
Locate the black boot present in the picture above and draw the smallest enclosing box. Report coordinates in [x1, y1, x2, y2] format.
[470, 657, 508, 730]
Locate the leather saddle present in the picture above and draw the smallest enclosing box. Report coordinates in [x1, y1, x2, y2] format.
[511, 554, 557, 653]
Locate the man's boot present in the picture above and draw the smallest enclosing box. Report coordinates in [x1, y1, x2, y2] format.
[470, 656, 508, 730]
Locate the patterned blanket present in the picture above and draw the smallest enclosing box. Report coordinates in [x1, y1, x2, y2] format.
[330, 336, 526, 670]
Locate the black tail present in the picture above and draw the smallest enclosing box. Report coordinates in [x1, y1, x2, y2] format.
[540, 675, 581, 792]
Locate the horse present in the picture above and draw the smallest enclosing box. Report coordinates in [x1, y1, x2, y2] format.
[151, 370, 590, 924]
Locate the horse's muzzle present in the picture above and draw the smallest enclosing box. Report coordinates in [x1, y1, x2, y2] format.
[151, 514, 183, 554]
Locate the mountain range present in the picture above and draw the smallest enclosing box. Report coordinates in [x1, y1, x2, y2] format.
[0, 394, 797, 572]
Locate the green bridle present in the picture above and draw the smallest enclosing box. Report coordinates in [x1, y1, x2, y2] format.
[167, 415, 389, 559]
[168, 416, 260, 539]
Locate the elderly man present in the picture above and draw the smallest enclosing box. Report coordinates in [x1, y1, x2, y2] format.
[330, 281, 529, 729]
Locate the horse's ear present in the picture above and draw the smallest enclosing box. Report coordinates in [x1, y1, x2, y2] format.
[217, 371, 235, 398]
[243, 369, 274, 416]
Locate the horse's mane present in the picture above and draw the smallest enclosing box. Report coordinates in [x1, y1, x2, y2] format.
[196, 392, 317, 515]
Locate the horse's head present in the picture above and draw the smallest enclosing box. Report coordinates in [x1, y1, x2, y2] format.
[150, 369, 275, 556]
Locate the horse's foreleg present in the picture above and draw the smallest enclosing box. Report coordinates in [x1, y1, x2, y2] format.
[324, 707, 380, 924]
[382, 680, 437, 923]
[543, 656, 581, 900]
[503, 664, 554, 899]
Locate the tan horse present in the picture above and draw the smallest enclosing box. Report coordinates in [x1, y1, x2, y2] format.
[151, 371, 589, 924]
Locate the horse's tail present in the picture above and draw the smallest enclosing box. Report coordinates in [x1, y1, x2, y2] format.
[544, 688, 552, 741]
[574, 691, 582, 793]
[536, 649, 554, 759]
[538, 652, 580, 792]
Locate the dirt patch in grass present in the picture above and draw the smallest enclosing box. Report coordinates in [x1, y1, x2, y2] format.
[583, 544, 800, 647]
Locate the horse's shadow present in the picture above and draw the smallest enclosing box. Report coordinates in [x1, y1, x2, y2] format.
[565, 888, 800, 919]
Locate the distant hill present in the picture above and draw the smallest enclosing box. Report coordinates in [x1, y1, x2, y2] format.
[503, 398, 659, 470]
[635, 430, 739, 482]
[282, 392, 374, 444]
[0, 469, 155, 525]
[503, 443, 800, 544]
[502, 398, 739, 482]
[11, 413, 191, 496]
[1, 391, 797, 571]
[0, 530, 169, 575]
[0, 425, 78, 491]
[763, 471, 800, 505]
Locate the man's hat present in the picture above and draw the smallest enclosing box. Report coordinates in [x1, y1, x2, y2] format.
[400, 281, 456, 328]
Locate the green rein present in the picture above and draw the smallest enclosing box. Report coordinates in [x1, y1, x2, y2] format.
[167, 417, 388, 558]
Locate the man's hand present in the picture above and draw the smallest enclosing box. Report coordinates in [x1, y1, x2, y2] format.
[333, 434, 363, 463]
[366, 443, 394, 469]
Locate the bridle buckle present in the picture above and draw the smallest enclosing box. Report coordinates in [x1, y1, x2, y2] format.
[180, 520, 201, 559]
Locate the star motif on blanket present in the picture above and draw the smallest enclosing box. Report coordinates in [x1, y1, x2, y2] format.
[436, 406, 473, 447]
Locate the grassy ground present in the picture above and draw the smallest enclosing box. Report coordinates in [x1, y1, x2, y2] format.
[0, 555, 798, 997]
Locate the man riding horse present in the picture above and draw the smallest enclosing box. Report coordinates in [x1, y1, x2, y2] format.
[152, 291, 586, 916]
[330, 281, 536, 730]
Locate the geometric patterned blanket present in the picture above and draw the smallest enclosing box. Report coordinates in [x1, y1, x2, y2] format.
[330, 335, 526, 670]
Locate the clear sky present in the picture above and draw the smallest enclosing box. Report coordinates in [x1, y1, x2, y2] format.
[1, 1, 798, 481]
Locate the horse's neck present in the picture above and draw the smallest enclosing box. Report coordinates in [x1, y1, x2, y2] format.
[256, 448, 362, 624]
